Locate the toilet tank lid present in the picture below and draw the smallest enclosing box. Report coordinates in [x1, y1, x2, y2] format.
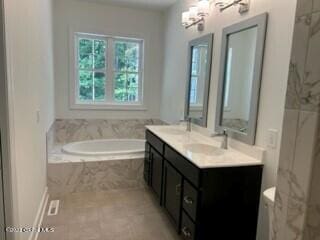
[263, 187, 276, 206]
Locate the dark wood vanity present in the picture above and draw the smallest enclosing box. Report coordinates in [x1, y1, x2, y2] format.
[144, 130, 263, 240]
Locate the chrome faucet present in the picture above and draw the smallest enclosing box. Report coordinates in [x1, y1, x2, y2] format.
[179, 117, 192, 132]
[211, 129, 228, 149]
[186, 117, 192, 132]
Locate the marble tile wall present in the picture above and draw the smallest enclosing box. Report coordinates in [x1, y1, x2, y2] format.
[53, 119, 165, 145]
[46, 122, 55, 161]
[48, 158, 145, 197]
[47, 119, 165, 196]
[274, 0, 320, 239]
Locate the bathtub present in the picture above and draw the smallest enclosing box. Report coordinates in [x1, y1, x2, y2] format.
[62, 139, 146, 156]
[49, 139, 146, 196]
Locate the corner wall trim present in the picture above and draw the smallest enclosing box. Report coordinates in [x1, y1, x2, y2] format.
[28, 187, 49, 240]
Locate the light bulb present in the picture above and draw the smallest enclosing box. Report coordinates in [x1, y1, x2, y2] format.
[189, 6, 198, 20]
[182, 11, 190, 26]
[197, 0, 210, 16]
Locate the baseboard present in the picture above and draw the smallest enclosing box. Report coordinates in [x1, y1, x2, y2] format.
[28, 187, 49, 240]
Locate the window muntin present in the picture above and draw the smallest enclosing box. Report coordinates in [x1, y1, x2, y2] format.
[75, 33, 143, 107]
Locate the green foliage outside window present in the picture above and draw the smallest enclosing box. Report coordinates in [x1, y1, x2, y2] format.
[114, 41, 139, 102]
[77, 36, 141, 103]
[78, 38, 106, 101]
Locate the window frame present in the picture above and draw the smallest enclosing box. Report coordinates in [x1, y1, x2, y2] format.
[70, 32, 145, 110]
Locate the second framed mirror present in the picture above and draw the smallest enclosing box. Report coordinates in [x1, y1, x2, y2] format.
[215, 13, 268, 145]
[185, 33, 214, 127]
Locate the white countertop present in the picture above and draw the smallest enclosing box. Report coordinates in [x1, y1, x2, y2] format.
[146, 125, 264, 169]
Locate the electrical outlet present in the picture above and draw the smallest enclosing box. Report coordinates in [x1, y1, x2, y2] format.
[267, 129, 278, 149]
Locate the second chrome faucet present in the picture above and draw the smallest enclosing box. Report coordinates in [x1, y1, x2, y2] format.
[211, 129, 228, 150]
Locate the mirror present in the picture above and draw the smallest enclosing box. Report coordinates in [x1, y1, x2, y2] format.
[216, 13, 268, 145]
[185, 34, 213, 127]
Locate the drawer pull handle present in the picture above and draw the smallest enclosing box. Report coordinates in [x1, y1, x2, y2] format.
[182, 227, 192, 238]
[176, 184, 181, 195]
[184, 196, 194, 205]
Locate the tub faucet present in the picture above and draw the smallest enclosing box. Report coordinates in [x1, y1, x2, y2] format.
[211, 129, 228, 150]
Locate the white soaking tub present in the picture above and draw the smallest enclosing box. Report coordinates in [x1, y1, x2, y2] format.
[62, 139, 146, 156]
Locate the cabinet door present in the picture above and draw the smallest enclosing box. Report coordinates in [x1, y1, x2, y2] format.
[150, 147, 163, 199]
[144, 143, 151, 184]
[163, 162, 183, 228]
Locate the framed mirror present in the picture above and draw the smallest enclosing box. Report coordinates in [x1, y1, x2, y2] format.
[185, 34, 214, 127]
[215, 13, 268, 145]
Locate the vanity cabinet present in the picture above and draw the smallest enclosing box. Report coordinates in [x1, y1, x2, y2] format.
[150, 147, 163, 199]
[163, 161, 183, 229]
[144, 130, 263, 240]
[144, 143, 151, 184]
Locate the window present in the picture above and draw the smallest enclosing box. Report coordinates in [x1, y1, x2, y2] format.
[190, 46, 207, 105]
[78, 37, 107, 102]
[114, 40, 140, 102]
[190, 47, 199, 104]
[73, 33, 144, 109]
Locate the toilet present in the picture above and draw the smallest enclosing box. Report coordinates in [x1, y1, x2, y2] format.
[263, 187, 276, 240]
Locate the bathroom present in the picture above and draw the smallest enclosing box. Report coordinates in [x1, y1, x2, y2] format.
[0, 0, 319, 239]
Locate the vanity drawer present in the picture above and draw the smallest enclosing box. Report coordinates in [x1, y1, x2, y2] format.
[146, 130, 164, 155]
[181, 212, 196, 240]
[164, 145, 200, 187]
[183, 180, 198, 221]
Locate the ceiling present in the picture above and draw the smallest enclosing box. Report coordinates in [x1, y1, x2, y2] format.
[83, 0, 178, 10]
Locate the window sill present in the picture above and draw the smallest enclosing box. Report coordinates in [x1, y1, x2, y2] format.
[70, 103, 147, 111]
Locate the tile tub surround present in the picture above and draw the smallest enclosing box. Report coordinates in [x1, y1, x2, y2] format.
[38, 188, 180, 240]
[47, 119, 164, 197]
[54, 119, 165, 144]
[47, 122, 55, 154]
[48, 157, 144, 197]
[274, 1, 320, 239]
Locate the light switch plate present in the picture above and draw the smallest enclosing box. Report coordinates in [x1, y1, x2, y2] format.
[267, 129, 278, 149]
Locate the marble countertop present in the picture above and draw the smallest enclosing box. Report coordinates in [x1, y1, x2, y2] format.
[146, 125, 264, 169]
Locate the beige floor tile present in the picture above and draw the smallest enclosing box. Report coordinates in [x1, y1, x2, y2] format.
[42, 208, 71, 226]
[131, 231, 171, 240]
[62, 192, 102, 209]
[67, 207, 99, 224]
[100, 217, 134, 240]
[125, 198, 162, 217]
[67, 221, 102, 240]
[38, 225, 68, 240]
[130, 213, 179, 240]
[98, 202, 129, 222]
[42, 188, 180, 240]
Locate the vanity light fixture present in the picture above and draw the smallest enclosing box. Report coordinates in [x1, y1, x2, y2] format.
[181, 0, 210, 31]
[214, 0, 250, 14]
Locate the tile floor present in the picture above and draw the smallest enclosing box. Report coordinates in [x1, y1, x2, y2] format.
[38, 188, 181, 240]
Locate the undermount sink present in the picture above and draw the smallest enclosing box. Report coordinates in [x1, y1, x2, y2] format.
[184, 143, 225, 156]
[160, 128, 186, 135]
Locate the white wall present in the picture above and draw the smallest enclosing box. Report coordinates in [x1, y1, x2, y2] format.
[53, 0, 164, 119]
[161, 0, 297, 239]
[3, 0, 55, 238]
